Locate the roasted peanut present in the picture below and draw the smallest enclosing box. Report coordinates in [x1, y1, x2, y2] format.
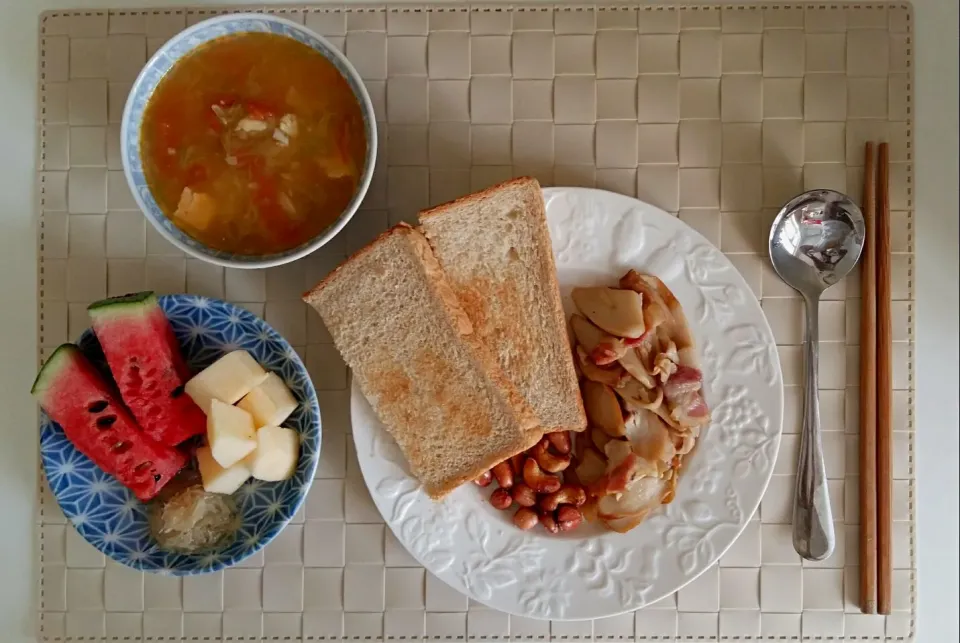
[522, 458, 562, 494]
[474, 470, 493, 487]
[492, 461, 514, 489]
[539, 511, 560, 534]
[539, 484, 588, 512]
[513, 507, 539, 530]
[510, 453, 527, 475]
[511, 483, 537, 507]
[546, 431, 572, 455]
[490, 487, 513, 510]
[532, 438, 572, 473]
[556, 505, 583, 531]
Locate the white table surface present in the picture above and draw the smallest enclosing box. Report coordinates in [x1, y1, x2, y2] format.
[0, 1, 955, 641]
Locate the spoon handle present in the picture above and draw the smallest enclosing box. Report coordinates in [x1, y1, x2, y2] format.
[793, 293, 836, 561]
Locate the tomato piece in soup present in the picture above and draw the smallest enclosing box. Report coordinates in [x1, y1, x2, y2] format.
[249, 172, 298, 244]
[205, 109, 223, 133]
[244, 100, 275, 120]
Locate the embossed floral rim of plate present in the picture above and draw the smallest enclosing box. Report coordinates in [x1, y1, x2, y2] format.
[351, 187, 784, 620]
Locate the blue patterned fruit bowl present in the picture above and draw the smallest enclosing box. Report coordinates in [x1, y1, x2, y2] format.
[39, 295, 321, 575]
[120, 13, 377, 269]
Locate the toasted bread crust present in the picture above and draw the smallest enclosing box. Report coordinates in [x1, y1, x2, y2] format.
[419, 177, 540, 223]
[521, 180, 588, 434]
[419, 177, 587, 435]
[302, 223, 416, 305]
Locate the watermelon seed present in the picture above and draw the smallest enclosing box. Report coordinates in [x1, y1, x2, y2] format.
[112, 441, 132, 454]
[87, 400, 108, 413]
[171, 384, 185, 398]
[153, 474, 162, 482]
[126, 364, 142, 390]
[96, 415, 117, 428]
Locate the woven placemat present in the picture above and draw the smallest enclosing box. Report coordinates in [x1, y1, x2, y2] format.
[36, 4, 915, 641]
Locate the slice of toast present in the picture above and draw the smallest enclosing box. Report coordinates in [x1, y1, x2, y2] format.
[418, 177, 587, 435]
[303, 224, 541, 499]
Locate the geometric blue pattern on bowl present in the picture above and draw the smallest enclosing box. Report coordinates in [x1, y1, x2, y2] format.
[39, 295, 321, 575]
[120, 14, 378, 269]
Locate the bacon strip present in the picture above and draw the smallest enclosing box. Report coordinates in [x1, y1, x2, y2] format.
[590, 334, 646, 366]
[662, 365, 710, 428]
[587, 452, 641, 496]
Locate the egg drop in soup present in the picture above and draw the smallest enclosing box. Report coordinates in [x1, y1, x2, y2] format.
[140, 32, 367, 255]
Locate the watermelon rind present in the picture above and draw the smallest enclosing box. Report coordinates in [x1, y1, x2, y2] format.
[31, 343, 81, 399]
[87, 291, 157, 319]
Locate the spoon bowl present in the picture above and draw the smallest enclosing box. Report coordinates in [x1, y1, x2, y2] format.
[769, 190, 865, 296]
[769, 189, 865, 562]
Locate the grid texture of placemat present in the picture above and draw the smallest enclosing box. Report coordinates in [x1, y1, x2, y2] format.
[35, 4, 915, 641]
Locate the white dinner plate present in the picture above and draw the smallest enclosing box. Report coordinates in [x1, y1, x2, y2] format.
[350, 187, 784, 620]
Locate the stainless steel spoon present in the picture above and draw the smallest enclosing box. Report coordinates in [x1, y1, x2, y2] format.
[769, 190, 865, 561]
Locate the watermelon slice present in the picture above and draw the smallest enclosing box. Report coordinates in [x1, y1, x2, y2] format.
[32, 344, 187, 501]
[87, 292, 206, 447]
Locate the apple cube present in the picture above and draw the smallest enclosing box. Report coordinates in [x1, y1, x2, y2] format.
[237, 372, 298, 428]
[207, 399, 256, 468]
[196, 445, 251, 495]
[185, 350, 269, 414]
[244, 425, 300, 482]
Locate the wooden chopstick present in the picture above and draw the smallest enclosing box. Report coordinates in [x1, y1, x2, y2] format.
[875, 142, 894, 614]
[859, 142, 878, 614]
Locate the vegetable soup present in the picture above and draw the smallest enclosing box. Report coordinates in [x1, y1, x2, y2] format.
[141, 32, 367, 255]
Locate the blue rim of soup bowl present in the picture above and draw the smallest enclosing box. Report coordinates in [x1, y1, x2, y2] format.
[121, 14, 378, 269]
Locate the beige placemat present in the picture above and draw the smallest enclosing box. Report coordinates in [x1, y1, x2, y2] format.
[36, 4, 915, 641]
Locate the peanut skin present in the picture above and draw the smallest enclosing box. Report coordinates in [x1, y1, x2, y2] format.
[513, 507, 539, 530]
[539, 484, 588, 512]
[556, 505, 583, 532]
[522, 458, 562, 494]
[474, 470, 493, 487]
[532, 438, 572, 473]
[539, 511, 560, 534]
[492, 461, 514, 489]
[510, 454, 527, 475]
[511, 483, 537, 507]
[546, 431, 572, 455]
[502, 432, 580, 534]
[490, 487, 513, 510]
